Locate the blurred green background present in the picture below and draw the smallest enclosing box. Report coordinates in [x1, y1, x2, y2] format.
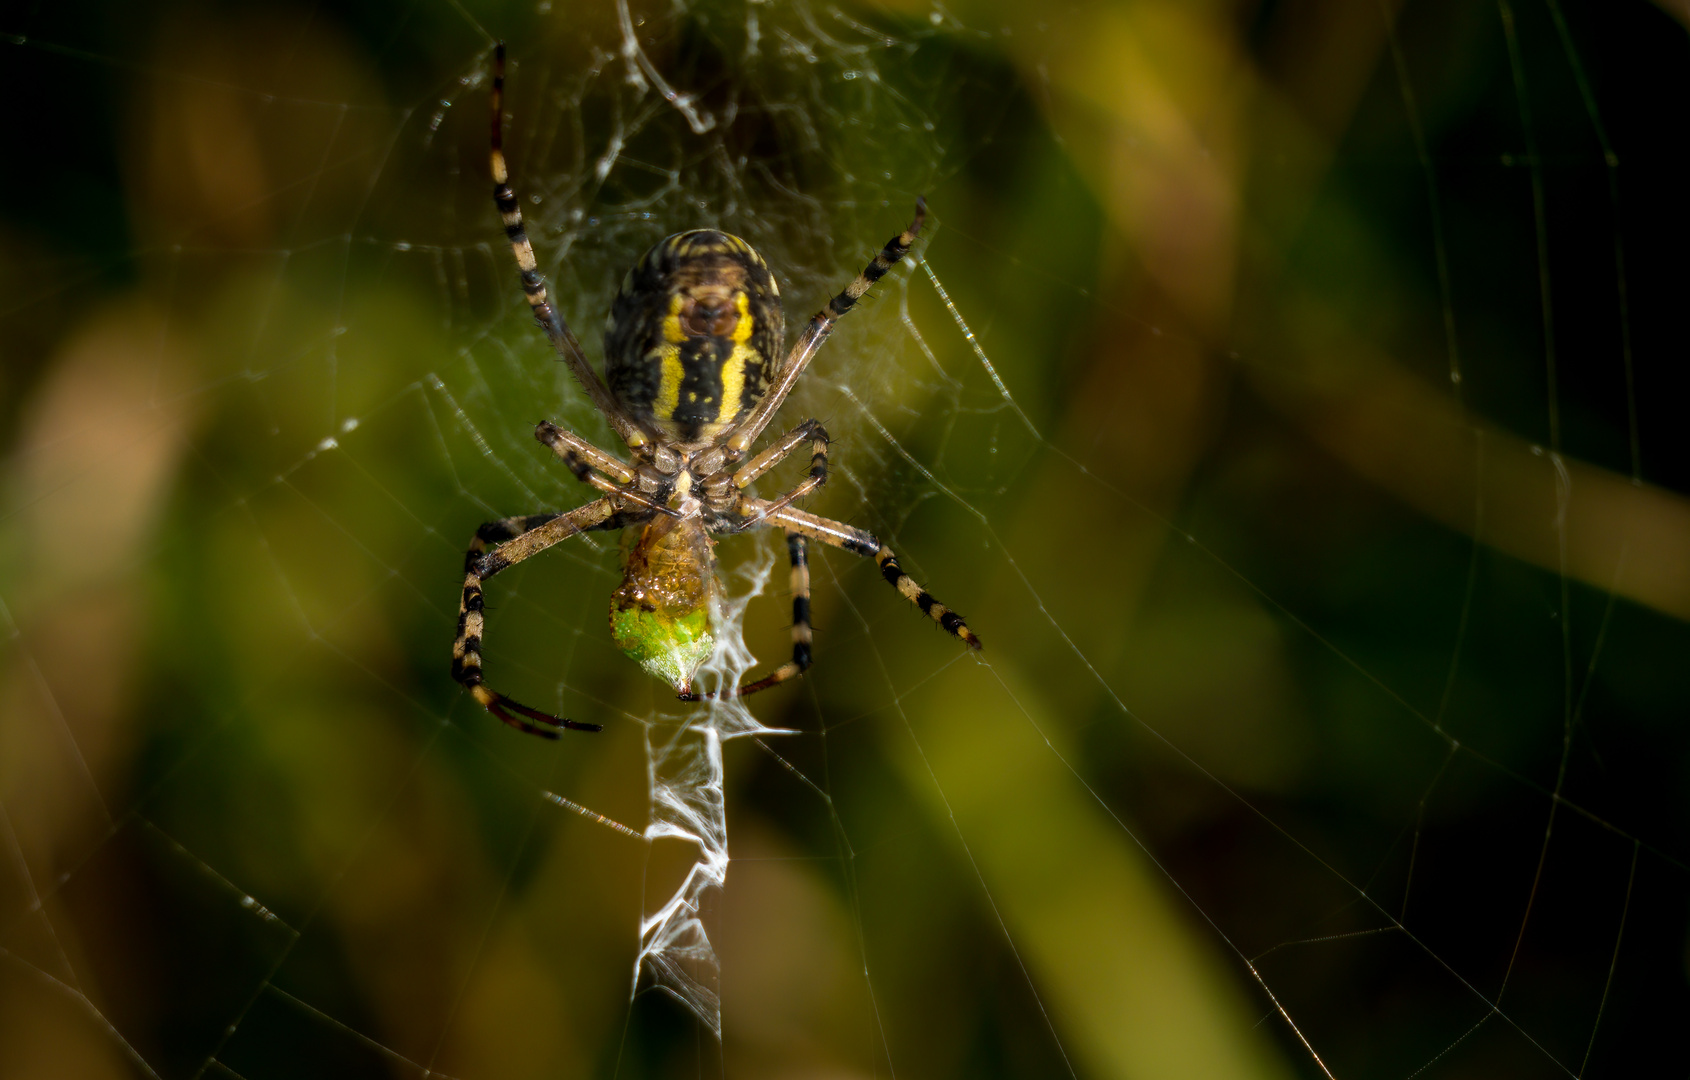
[2, 0, 1688, 1077]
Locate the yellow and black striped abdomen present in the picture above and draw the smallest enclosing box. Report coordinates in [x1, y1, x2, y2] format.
[604, 230, 784, 444]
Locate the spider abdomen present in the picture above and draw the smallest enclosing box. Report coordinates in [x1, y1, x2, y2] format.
[604, 230, 784, 444]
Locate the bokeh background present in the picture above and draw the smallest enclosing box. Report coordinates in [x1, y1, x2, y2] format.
[3, 0, 1688, 1077]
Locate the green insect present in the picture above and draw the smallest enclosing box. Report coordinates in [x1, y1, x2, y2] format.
[451, 46, 980, 737]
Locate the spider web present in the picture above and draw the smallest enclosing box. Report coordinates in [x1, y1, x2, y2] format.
[2, 1, 1688, 1078]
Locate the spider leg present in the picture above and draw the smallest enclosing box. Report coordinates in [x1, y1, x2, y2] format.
[535, 421, 637, 486]
[725, 200, 926, 455]
[743, 428, 829, 523]
[715, 419, 829, 528]
[729, 419, 827, 490]
[453, 496, 625, 737]
[533, 421, 678, 519]
[679, 532, 813, 702]
[491, 44, 651, 452]
[758, 501, 980, 650]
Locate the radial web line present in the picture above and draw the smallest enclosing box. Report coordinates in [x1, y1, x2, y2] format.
[919, 259, 1041, 439]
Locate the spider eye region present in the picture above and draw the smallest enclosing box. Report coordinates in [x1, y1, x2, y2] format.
[604, 230, 784, 444]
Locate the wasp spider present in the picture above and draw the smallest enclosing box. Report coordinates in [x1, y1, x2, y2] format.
[452, 45, 980, 738]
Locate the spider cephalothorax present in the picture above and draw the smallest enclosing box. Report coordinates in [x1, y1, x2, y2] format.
[450, 45, 979, 738]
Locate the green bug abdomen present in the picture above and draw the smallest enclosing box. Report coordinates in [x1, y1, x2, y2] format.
[608, 517, 718, 693]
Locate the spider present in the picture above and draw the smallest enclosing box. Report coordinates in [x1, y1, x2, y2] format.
[452, 45, 981, 738]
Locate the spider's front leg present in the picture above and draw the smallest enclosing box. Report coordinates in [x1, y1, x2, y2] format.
[453, 497, 620, 737]
[490, 44, 651, 452]
[724, 199, 926, 456]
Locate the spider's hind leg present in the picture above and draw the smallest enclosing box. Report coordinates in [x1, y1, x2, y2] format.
[680, 532, 814, 702]
[769, 503, 981, 650]
[453, 499, 619, 737]
[679, 505, 980, 705]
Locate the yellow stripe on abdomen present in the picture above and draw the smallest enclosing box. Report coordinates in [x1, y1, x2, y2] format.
[654, 343, 683, 423]
[652, 293, 688, 425]
[714, 292, 754, 428]
[661, 293, 688, 344]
